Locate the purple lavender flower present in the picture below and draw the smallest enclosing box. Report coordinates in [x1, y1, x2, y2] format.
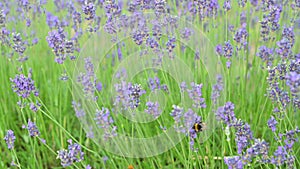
[72, 101, 86, 118]
[57, 139, 84, 167]
[95, 107, 117, 140]
[224, 156, 243, 169]
[187, 82, 206, 108]
[170, 105, 185, 132]
[180, 27, 193, 40]
[166, 37, 176, 53]
[260, 17, 270, 41]
[185, 109, 203, 151]
[246, 139, 270, 163]
[267, 116, 277, 132]
[10, 72, 38, 98]
[29, 101, 41, 112]
[216, 102, 236, 126]
[145, 101, 161, 119]
[271, 146, 287, 166]
[268, 5, 282, 31]
[234, 120, 254, 154]
[96, 82, 102, 92]
[240, 11, 247, 25]
[211, 75, 223, 104]
[282, 27, 295, 46]
[46, 12, 60, 29]
[46, 29, 67, 64]
[257, 46, 273, 66]
[4, 130, 16, 149]
[215, 44, 223, 56]
[77, 57, 98, 100]
[223, 41, 233, 59]
[234, 24, 248, 51]
[148, 77, 161, 91]
[82, 1, 96, 20]
[223, 1, 232, 11]
[128, 83, 145, 108]
[238, 0, 247, 7]
[276, 38, 292, 59]
[25, 119, 40, 137]
[12, 32, 26, 55]
[0, 10, 6, 27]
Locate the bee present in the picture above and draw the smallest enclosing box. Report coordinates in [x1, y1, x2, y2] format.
[192, 121, 205, 133]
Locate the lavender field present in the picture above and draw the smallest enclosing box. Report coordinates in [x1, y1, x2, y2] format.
[1, 0, 300, 168]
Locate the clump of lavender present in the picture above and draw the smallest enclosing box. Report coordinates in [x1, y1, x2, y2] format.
[46, 27, 76, 64]
[145, 101, 161, 119]
[154, 0, 166, 15]
[223, 1, 232, 11]
[94, 107, 117, 140]
[286, 72, 300, 108]
[11, 32, 28, 61]
[211, 75, 224, 104]
[166, 37, 176, 53]
[233, 120, 254, 154]
[23, 119, 40, 137]
[234, 24, 248, 51]
[267, 116, 278, 132]
[271, 146, 288, 166]
[186, 82, 206, 108]
[82, 1, 96, 21]
[170, 105, 185, 133]
[128, 83, 145, 108]
[132, 28, 149, 46]
[4, 130, 16, 150]
[0, 10, 6, 27]
[185, 109, 203, 151]
[170, 106, 203, 150]
[216, 102, 236, 126]
[259, 16, 271, 41]
[224, 156, 243, 169]
[243, 139, 270, 164]
[29, 101, 41, 112]
[238, 0, 247, 7]
[72, 101, 86, 118]
[57, 139, 84, 167]
[180, 27, 193, 41]
[148, 76, 168, 92]
[77, 57, 98, 100]
[256, 46, 274, 66]
[216, 41, 233, 68]
[10, 70, 39, 98]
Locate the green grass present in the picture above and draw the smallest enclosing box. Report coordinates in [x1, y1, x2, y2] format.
[1, 0, 300, 169]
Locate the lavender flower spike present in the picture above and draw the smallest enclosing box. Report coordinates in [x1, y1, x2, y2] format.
[4, 130, 16, 149]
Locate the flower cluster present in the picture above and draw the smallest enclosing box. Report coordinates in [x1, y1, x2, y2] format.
[46, 28, 76, 64]
[185, 82, 206, 109]
[94, 107, 117, 140]
[57, 139, 84, 167]
[216, 41, 233, 68]
[256, 46, 274, 66]
[145, 101, 161, 119]
[4, 130, 16, 150]
[148, 76, 168, 92]
[114, 81, 146, 110]
[10, 71, 38, 99]
[211, 75, 224, 104]
[72, 101, 86, 118]
[170, 106, 203, 151]
[77, 57, 98, 100]
[234, 24, 248, 51]
[23, 119, 40, 137]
